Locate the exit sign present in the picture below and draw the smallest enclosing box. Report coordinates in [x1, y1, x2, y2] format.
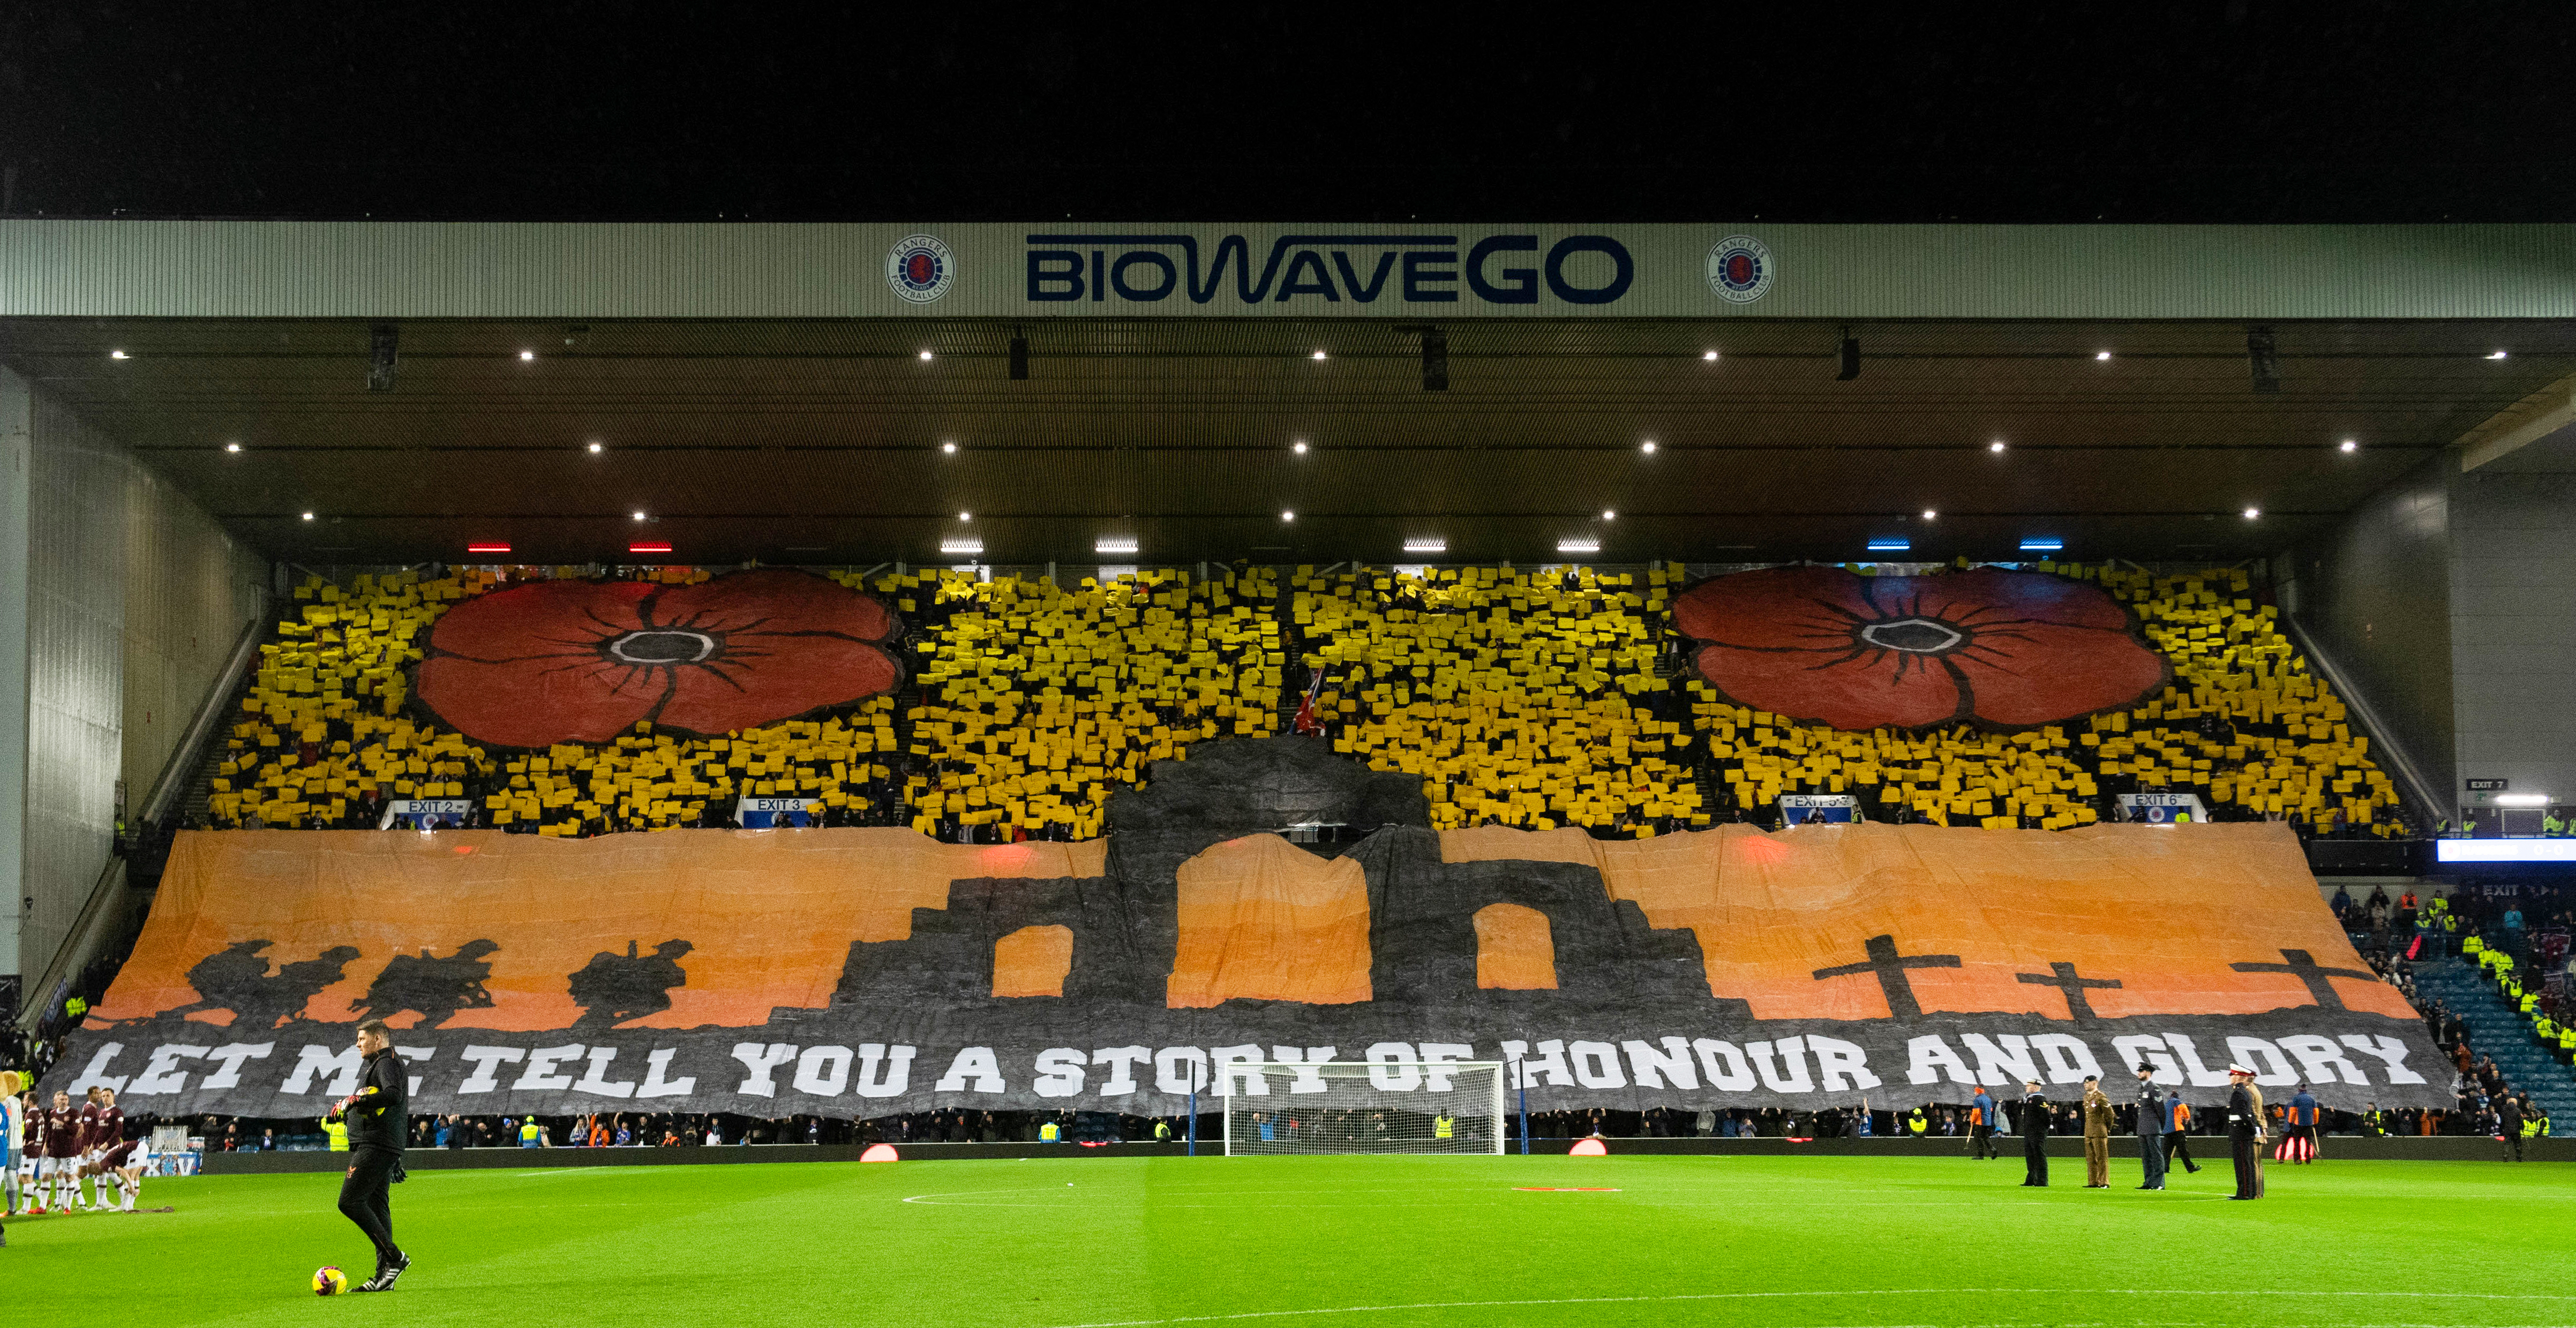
[2466, 779, 2510, 791]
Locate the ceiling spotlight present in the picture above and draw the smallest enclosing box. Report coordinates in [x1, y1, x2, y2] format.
[632, 511, 648, 522]
[2094, 351, 2112, 361]
[1280, 510, 1296, 522]
[1601, 509, 1617, 521]
[518, 350, 535, 362]
[918, 350, 935, 361]
[1921, 509, 1938, 519]
[2339, 439, 2358, 452]
[1311, 350, 1328, 361]
[587, 441, 604, 454]
[301, 511, 316, 521]
[223, 442, 242, 453]
[2488, 350, 2510, 360]
[2242, 507, 2262, 519]
[1989, 441, 2007, 453]
[1702, 350, 1719, 362]
[109, 350, 130, 360]
[941, 441, 958, 454]
[957, 511, 972, 523]
[1640, 441, 1658, 455]
[1292, 441, 1308, 455]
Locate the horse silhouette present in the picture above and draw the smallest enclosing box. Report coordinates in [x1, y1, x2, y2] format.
[567, 940, 694, 1031]
[139, 940, 363, 1030]
[348, 939, 501, 1029]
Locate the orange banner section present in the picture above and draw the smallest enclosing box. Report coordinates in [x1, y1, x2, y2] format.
[1167, 834, 1373, 1007]
[1440, 821, 2407, 1022]
[92, 829, 1103, 1032]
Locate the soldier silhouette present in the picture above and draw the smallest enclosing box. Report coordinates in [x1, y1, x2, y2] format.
[138, 940, 363, 1030]
[348, 939, 501, 1029]
[566, 940, 694, 1031]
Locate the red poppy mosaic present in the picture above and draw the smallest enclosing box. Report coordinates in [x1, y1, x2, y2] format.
[414, 569, 902, 747]
[1671, 565, 2168, 731]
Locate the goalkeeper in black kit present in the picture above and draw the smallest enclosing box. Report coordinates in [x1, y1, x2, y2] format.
[330, 1019, 412, 1291]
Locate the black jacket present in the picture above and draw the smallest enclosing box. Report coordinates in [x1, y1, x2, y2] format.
[346, 1048, 409, 1152]
[2019, 1093, 2051, 1136]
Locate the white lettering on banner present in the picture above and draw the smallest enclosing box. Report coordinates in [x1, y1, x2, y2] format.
[853, 1044, 914, 1098]
[637, 1048, 696, 1098]
[2275, 1034, 2369, 1086]
[1503, 1039, 1574, 1089]
[574, 1046, 637, 1098]
[64, 1042, 129, 1095]
[1365, 1042, 1422, 1091]
[281, 1043, 358, 1096]
[198, 1042, 275, 1090]
[397, 1046, 434, 1098]
[2226, 1037, 2298, 1086]
[1154, 1046, 1210, 1095]
[1212, 1045, 1270, 1096]
[1567, 1040, 1626, 1090]
[1692, 1038, 1757, 1091]
[729, 1043, 796, 1096]
[1091, 1046, 1151, 1097]
[456, 1046, 527, 1093]
[1746, 1037, 1813, 1093]
[1269, 1045, 1336, 1094]
[2027, 1033, 2102, 1084]
[2339, 1033, 2428, 1084]
[2161, 1033, 2235, 1087]
[1032, 1048, 1086, 1098]
[1807, 1035, 1882, 1092]
[126, 1044, 209, 1095]
[515, 1044, 586, 1091]
[794, 1046, 853, 1097]
[1622, 1037, 1699, 1090]
[936, 1046, 1007, 1094]
[2112, 1035, 2183, 1085]
[1905, 1035, 1976, 1086]
[1960, 1033, 2040, 1086]
[1417, 1043, 1472, 1092]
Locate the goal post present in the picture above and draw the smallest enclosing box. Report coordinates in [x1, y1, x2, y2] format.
[1222, 1061, 1506, 1156]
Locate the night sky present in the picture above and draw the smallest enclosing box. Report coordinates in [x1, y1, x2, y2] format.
[5, 5, 2575, 223]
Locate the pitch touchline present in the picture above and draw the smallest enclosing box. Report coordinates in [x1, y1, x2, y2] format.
[1040, 1287, 2576, 1328]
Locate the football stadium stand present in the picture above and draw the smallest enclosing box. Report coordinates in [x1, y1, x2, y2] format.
[201, 559, 2410, 843]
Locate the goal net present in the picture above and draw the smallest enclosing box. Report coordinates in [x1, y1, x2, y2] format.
[1222, 1061, 1506, 1156]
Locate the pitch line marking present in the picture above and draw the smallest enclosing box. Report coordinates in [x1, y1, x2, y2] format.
[1038, 1287, 2576, 1328]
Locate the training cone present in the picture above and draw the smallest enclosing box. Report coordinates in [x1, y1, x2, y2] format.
[860, 1143, 900, 1163]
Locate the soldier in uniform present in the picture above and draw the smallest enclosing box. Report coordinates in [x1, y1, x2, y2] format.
[2134, 1063, 2168, 1190]
[349, 940, 500, 1029]
[2017, 1080, 2051, 1186]
[2225, 1063, 2267, 1200]
[2081, 1075, 2113, 1188]
[567, 939, 694, 1032]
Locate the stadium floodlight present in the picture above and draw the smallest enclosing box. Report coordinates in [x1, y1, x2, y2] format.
[2242, 507, 2262, 519]
[1921, 509, 1937, 519]
[1403, 538, 1446, 554]
[1223, 1061, 1505, 1156]
[2019, 537, 2063, 552]
[918, 349, 934, 361]
[1557, 538, 1601, 554]
[2488, 350, 2510, 360]
[1292, 440, 1309, 454]
[2095, 350, 2112, 361]
[519, 350, 535, 361]
[109, 349, 130, 360]
[941, 537, 983, 556]
[224, 442, 242, 453]
[1867, 538, 1911, 552]
[1094, 536, 1139, 555]
[2340, 439, 2358, 452]
[1702, 350, 1718, 361]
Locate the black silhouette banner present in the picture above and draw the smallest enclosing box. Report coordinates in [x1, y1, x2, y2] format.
[54, 739, 2449, 1118]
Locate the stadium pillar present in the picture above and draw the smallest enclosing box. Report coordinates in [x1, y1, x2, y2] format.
[1186, 1087, 1196, 1157]
[0, 365, 28, 993]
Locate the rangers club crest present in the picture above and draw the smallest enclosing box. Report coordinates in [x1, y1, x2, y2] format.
[1707, 235, 1774, 304]
[886, 234, 955, 304]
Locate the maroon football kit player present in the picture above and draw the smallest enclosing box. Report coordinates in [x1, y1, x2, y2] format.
[41, 1093, 84, 1211]
[84, 1092, 126, 1211]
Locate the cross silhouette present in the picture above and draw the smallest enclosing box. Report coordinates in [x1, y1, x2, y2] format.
[2229, 948, 2374, 1012]
[1811, 933, 1962, 1019]
[2016, 961, 2124, 1022]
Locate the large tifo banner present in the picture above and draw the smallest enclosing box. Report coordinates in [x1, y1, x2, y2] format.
[57, 740, 2444, 1117]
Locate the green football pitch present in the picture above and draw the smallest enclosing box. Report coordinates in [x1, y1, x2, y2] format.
[8, 1154, 2570, 1327]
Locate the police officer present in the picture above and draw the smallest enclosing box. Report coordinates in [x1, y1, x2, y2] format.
[331, 1018, 411, 1291]
[2225, 1063, 2266, 1200]
[2017, 1080, 2051, 1187]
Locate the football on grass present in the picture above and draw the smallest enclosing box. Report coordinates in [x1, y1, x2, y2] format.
[311, 1267, 349, 1296]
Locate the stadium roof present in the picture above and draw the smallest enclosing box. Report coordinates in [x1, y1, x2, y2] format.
[3, 221, 2572, 567]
